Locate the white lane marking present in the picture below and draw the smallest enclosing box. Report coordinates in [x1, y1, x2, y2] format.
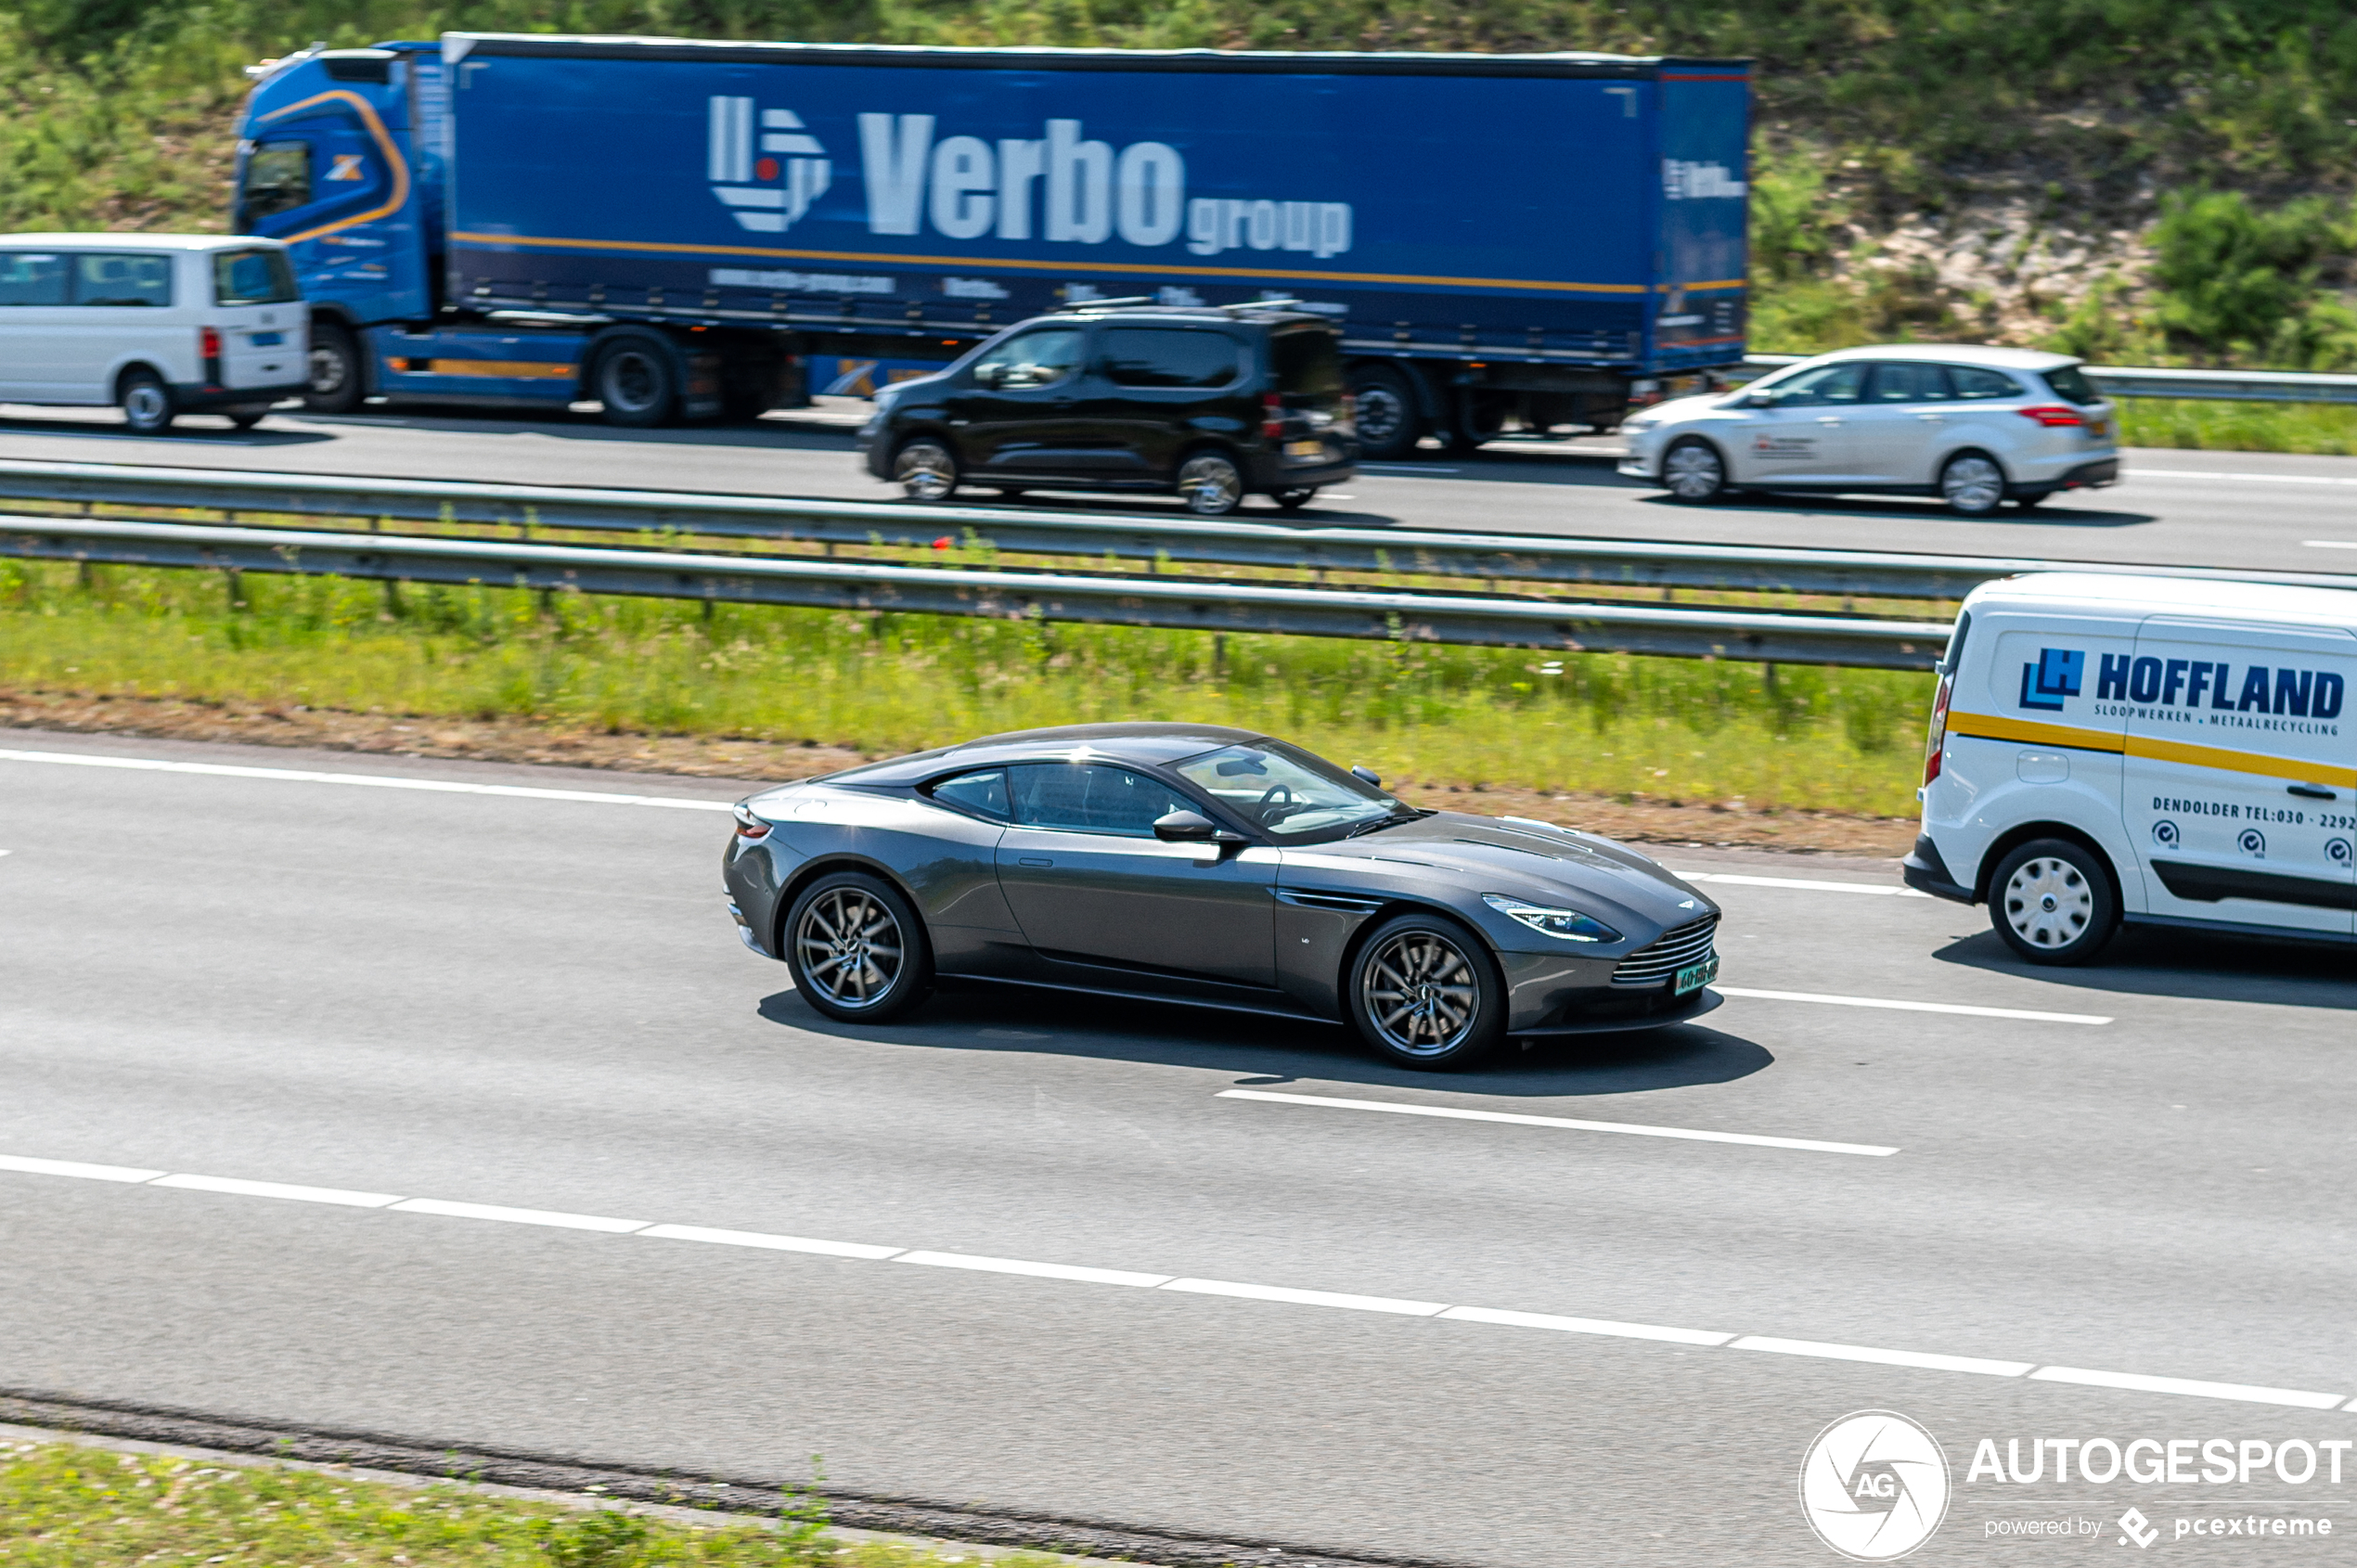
[2138, 468, 2357, 488]
[0, 749, 733, 812]
[2029, 1366, 2348, 1411]
[1217, 1088, 1897, 1157]
[896, 1251, 1172, 1288]
[152, 1173, 401, 1208]
[1440, 1305, 1734, 1346]
[1675, 870, 1931, 898]
[638, 1223, 903, 1260]
[1715, 986, 2113, 1025]
[4, 1149, 2345, 1413]
[2307, 540, 2357, 550]
[1732, 1336, 2035, 1378]
[1161, 1279, 1449, 1316]
[1357, 463, 1462, 475]
[389, 1198, 651, 1233]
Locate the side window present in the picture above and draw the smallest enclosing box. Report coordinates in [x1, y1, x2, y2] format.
[71, 253, 174, 308]
[1758, 362, 1868, 407]
[968, 328, 1084, 391]
[0, 253, 69, 306]
[927, 769, 1010, 821]
[1949, 366, 2026, 401]
[1010, 764, 1193, 837]
[237, 140, 313, 228]
[1101, 328, 1243, 389]
[1866, 363, 1951, 403]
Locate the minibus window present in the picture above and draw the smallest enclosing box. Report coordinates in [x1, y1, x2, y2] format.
[213, 249, 299, 306]
[71, 253, 174, 307]
[0, 253, 68, 306]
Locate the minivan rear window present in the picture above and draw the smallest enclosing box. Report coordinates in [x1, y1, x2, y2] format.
[2041, 365, 2104, 405]
[1101, 328, 1242, 389]
[1271, 327, 1344, 399]
[214, 248, 298, 306]
[0, 253, 68, 306]
[73, 253, 173, 307]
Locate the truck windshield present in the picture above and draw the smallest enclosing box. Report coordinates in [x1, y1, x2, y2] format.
[214, 249, 299, 306]
[1271, 327, 1344, 401]
[237, 141, 311, 229]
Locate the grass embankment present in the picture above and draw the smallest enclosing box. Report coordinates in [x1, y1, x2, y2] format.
[0, 561, 1934, 817]
[0, 1436, 1032, 1567]
[2116, 398, 2357, 456]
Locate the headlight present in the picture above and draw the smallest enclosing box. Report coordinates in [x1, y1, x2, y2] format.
[1482, 893, 1619, 943]
[1622, 414, 1659, 432]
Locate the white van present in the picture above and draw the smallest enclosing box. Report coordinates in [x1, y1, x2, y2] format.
[1906, 572, 2355, 960]
[0, 234, 307, 433]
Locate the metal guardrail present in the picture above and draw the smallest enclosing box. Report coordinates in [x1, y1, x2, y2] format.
[0, 513, 1957, 669]
[4, 458, 2354, 603]
[1740, 354, 2357, 405]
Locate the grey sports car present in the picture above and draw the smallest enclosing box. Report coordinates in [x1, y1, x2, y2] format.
[721, 723, 1722, 1069]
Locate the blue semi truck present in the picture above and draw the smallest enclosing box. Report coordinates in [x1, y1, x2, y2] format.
[233, 33, 1750, 457]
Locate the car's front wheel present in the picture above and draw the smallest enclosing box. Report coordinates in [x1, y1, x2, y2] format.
[1940, 451, 2008, 517]
[1989, 838, 2118, 965]
[894, 438, 960, 502]
[1346, 912, 1506, 1069]
[1661, 436, 1727, 503]
[783, 870, 934, 1022]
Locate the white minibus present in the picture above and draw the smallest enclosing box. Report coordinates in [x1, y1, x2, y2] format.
[1906, 572, 2355, 960]
[0, 234, 307, 433]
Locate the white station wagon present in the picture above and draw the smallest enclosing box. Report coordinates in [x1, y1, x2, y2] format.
[1618, 345, 2120, 516]
[0, 233, 308, 434]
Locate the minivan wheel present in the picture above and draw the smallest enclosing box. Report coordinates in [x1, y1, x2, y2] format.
[118, 370, 175, 435]
[783, 870, 934, 1022]
[1346, 912, 1506, 1070]
[594, 335, 680, 427]
[894, 438, 960, 502]
[1662, 437, 1726, 502]
[1177, 451, 1244, 516]
[1940, 452, 2007, 516]
[1989, 838, 2118, 965]
[1272, 487, 1317, 511]
[303, 321, 364, 414]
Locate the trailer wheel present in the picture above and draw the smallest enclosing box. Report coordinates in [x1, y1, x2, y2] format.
[303, 321, 364, 414]
[594, 334, 680, 427]
[1348, 366, 1420, 460]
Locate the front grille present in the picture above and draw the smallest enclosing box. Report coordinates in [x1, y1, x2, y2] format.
[1611, 915, 1719, 986]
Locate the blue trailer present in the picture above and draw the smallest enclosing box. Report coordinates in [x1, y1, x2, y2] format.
[234, 34, 1749, 456]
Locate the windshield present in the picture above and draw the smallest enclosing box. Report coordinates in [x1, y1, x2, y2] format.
[1172, 740, 1399, 838]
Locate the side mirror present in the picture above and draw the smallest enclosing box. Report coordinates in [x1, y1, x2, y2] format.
[1350, 764, 1383, 788]
[1740, 392, 1773, 408]
[1153, 809, 1219, 842]
[974, 364, 1004, 389]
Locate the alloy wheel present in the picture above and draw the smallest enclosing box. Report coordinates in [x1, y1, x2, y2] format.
[793, 886, 906, 1009]
[2002, 855, 2093, 951]
[1941, 454, 2006, 515]
[1358, 930, 1480, 1057]
[1178, 454, 1243, 515]
[1663, 440, 1724, 501]
[895, 441, 958, 502]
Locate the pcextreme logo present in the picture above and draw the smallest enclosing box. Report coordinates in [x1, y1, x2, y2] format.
[1800, 1410, 1952, 1561]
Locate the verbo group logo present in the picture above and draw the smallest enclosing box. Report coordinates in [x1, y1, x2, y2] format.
[708, 96, 832, 234]
[1800, 1410, 1952, 1562]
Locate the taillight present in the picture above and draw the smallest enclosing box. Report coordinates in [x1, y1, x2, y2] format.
[1261, 392, 1284, 442]
[732, 804, 772, 842]
[200, 327, 222, 361]
[2016, 404, 2083, 427]
[1922, 672, 1953, 787]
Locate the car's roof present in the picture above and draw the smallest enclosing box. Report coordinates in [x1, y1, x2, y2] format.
[949, 720, 1267, 763]
[1802, 342, 2082, 372]
[1964, 572, 2357, 628]
[0, 233, 287, 252]
[1034, 306, 1332, 330]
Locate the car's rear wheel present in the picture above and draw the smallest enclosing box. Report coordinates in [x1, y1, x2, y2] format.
[894, 438, 960, 502]
[1940, 451, 2007, 516]
[1662, 436, 1726, 503]
[227, 410, 267, 431]
[1177, 450, 1244, 516]
[1272, 486, 1318, 511]
[1989, 838, 2118, 965]
[118, 370, 175, 435]
[1346, 912, 1505, 1070]
[784, 870, 933, 1022]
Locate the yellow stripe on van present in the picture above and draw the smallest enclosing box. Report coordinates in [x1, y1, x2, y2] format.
[1949, 710, 2357, 788]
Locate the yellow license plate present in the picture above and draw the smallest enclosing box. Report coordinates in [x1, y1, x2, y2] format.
[1285, 439, 1324, 458]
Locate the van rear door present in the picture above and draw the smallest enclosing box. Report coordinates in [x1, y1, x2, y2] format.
[2119, 619, 2356, 937]
[208, 248, 303, 392]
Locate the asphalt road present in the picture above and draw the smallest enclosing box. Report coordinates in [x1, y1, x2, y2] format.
[4, 400, 2357, 575]
[5, 729, 2355, 1565]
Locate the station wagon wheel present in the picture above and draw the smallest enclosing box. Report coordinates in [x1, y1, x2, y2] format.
[1177, 451, 1244, 516]
[1939, 451, 2007, 516]
[117, 370, 175, 436]
[894, 438, 960, 502]
[1346, 912, 1505, 1069]
[1989, 838, 2118, 966]
[784, 870, 933, 1022]
[1662, 436, 1725, 503]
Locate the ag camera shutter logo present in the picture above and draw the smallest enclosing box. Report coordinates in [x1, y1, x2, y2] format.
[1799, 1410, 1951, 1561]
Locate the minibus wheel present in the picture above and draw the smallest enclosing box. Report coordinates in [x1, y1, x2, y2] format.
[1989, 838, 2118, 964]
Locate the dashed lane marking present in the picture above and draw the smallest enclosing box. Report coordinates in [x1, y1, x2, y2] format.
[1715, 986, 2113, 1025]
[0, 748, 733, 811]
[1674, 870, 1931, 898]
[1216, 1088, 1898, 1156]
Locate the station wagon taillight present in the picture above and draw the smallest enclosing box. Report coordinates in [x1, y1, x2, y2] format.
[2016, 404, 2084, 427]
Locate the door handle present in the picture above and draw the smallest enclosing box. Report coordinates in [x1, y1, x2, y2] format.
[2286, 783, 2338, 800]
[1815, 416, 1843, 426]
[1017, 855, 1053, 867]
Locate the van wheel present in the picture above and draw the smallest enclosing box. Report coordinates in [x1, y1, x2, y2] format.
[303, 321, 364, 414]
[1940, 452, 2007, 516]
[1989, 838, 2118, 965]
[1177, 451, 1244, 516]
[119, 370, 175, 435]
[1347, 365, 1420, 460]
[1662, 437, 1726, 502]
[594, 334, 680, 427]
[894, 438, 960, 502]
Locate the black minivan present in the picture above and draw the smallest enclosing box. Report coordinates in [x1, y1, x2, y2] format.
[857, 302, 1357, 515]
